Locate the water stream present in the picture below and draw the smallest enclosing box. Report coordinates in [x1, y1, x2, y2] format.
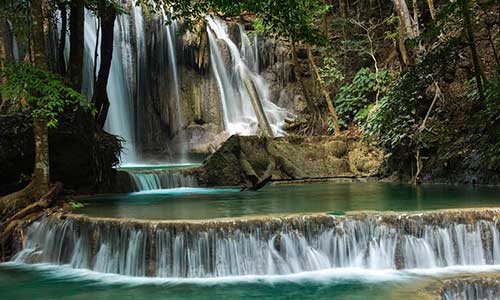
[11, 200, 500, 278]
[82, 9, 137, 164]
[128, 170, 198, 191]
[206, 15, 292, 136]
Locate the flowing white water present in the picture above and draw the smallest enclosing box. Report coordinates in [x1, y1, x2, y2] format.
[206, 16, 292, 136]
[13, 215, 500, 278]
[163, 12, 183, 133]
[443, 281, 500, 300]
[162, 9, 188, 161]
[82, 10, 137, 164]
[128, 170, 198, 191]
[253, 33, 259, 73]
[132, 5, 146, 151]
[82, 5, 187, 164]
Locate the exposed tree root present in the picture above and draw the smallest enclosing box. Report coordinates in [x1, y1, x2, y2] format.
[0, 182, 62, 260]
[0, 182, 37, 221]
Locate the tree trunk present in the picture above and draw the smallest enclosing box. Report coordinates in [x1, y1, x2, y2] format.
[0, 24, 5, 68]
[31, 0, 50, 198]
[392, 0, 413, 69]
[31, 0, 47, 69]
[392, 0, 415, 38]
[291, 40, 320, 118]
[32, 118, 50, 198]
[460, 0, 485, 104]
[68, 0, 84, 90]
[396, 38, 410, 70]
[411, 0, 421, 38]
[339, 0, 348, 71]
[92, 8, 116, 128]
[93, 19, 100, 85]
[0, 21, 8, 63]
[0, 21, 14, 62]
[238, 68, 274, 137]
[0, 24, 5, 105]
[414, 82, 441, 185]
[57, 1, 67, 76]
[426, 0, 436, 20]
[412, 0, 426, 55]
[306, 45, 341, 135]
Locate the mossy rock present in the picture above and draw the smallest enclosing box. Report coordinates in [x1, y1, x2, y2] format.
[324, 140, 348, 158]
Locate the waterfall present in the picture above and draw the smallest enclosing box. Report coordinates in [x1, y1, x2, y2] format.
[253, 33, 259, 73]
[81, 4, 186, 164]
[163, 11, 183, 133]
[82, 10, 137, 164]
[105, 14, 137, 163]
[13, 212, 500, 278]
[206, 16, 292, 137]
[442, 281, 500, 300]
[132, 5, 146, 152]
[128, 170, 198, 191]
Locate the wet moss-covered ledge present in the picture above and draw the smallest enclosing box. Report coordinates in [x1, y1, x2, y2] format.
[48, 207, 500, 228]
[10, 207, 500, 277]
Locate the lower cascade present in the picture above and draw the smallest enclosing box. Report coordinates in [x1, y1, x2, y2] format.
[127, 170, 198, 191]
[442, 279, 500, 300]
[12, 210, 500, 278]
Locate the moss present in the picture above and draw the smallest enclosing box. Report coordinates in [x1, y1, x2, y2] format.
[324, 140, 348, 158]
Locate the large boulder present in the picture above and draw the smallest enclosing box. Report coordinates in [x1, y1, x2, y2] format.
[193, 135, 384, 187]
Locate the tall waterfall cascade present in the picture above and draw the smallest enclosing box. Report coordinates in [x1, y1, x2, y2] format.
[82, 4, 185, 164]
[206, 16, 293, 137]
[82, 9, 137, 164]
[13, 212, 500, 278]
[77, 4, 296, 164]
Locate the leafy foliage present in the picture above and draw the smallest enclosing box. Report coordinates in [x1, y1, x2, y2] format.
[474, 77, 500, 169]
[87, 0, 127, 16]
[319, 57, 344, 88]
[483, 78, 500, 123]
[0, 62, 91, 127]
[335, 68, 391, 126]
[364, 42, 458, 152]
[159, 0, 329, 45]
[69, 201, 85, 209]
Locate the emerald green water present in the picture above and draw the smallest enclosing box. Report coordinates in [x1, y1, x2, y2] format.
[77, 182, 500, 220]
[0, 264, 437, 300]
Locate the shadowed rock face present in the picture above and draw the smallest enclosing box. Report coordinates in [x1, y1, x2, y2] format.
[192, 135, 384, 187]
[12, 208, 500, 278]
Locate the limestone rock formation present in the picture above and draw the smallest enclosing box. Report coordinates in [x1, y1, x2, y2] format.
[193, 135, 384, 187]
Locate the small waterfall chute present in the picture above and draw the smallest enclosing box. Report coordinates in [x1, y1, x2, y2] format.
[127, 169, 198, 191]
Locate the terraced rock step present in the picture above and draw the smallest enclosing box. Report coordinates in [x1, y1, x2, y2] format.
[12, 208, 500, 278]
[441, 276, 500, 300]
